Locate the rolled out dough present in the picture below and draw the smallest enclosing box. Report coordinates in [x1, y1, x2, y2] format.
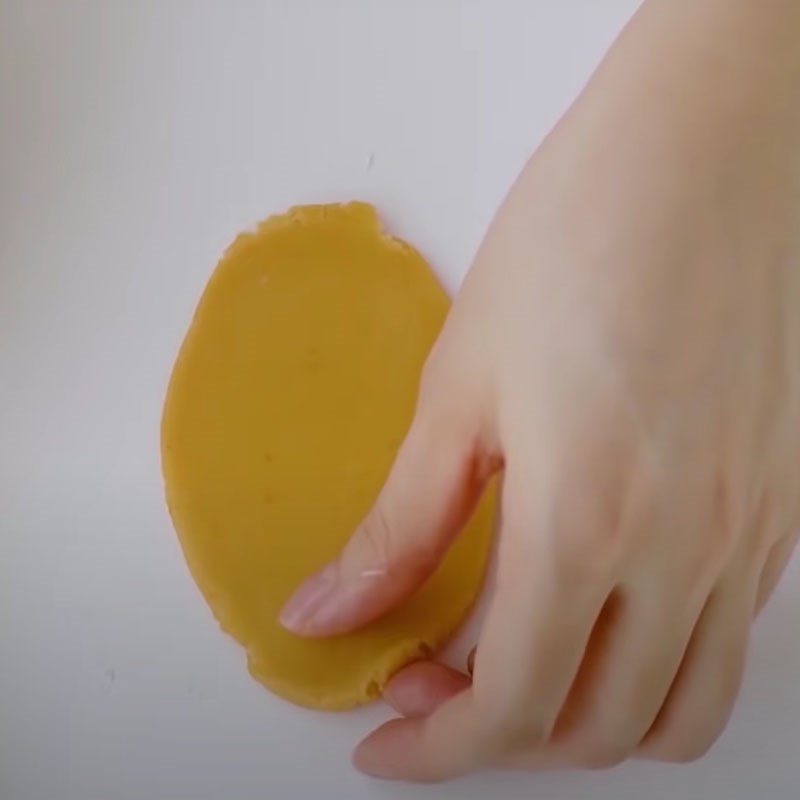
[161, 202, 493, 710]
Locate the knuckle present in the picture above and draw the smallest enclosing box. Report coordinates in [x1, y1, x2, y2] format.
[352, 503, 439, 579]
[549, 497, 632, 581]
[544, 436, 658, 579]
[357, 505, 395, 566]
[350, 507, 402, 569]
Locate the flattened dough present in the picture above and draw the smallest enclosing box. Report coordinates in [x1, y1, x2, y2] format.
[162, 203, 493, 710]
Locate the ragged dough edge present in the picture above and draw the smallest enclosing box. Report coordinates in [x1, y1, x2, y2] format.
[172, 528, 473, 712]
[168, 201, 441, 380]
[245, 634, 443, 712]
[169, 483, 489, 711]
[164, 475, 484, 712]
[222, 201, 419, 264]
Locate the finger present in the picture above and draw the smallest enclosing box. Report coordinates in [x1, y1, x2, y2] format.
[471, 475, 617, 751]
[639, 563, 757, 763]
[384, 661, 470, 718]
[354, 690, 490, 782]
[353, 481, 613, 781]
[547, 579, 705, 769]
[280, 409, 488, 636]
[755, 532, 799, 615]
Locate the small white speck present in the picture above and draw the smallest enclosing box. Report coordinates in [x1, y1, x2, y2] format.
[360, 568, 387, 579]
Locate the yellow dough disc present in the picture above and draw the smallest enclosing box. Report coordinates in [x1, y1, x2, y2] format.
[162, 202, 493, 710]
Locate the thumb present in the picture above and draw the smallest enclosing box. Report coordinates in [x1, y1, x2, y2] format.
[279, 406, 487, 636]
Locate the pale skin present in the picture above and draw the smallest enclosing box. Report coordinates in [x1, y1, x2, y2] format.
[280, 0, 800, 782]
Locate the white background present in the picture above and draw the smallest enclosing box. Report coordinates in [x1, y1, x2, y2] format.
[2, 1, 798, 798]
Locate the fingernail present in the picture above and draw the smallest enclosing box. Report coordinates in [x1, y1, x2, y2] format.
[279, 563, 337, 633]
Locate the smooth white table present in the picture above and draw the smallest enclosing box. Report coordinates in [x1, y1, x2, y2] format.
[2, 2, 798, 798]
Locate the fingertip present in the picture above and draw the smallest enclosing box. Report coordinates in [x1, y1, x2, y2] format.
[353, 718, 428, 780]
[384, 661, 470, 717]
[356, 689, 481, 782]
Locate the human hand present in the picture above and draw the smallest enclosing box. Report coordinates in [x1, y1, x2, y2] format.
[281, 0, 800, 781]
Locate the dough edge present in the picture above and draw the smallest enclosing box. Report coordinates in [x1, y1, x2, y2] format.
[247, 635, 445, 712]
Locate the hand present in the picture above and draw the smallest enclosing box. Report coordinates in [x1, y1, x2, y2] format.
[281, 0, 800, 781]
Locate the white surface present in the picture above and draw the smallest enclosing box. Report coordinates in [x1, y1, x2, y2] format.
[1, 2, 798, 798]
